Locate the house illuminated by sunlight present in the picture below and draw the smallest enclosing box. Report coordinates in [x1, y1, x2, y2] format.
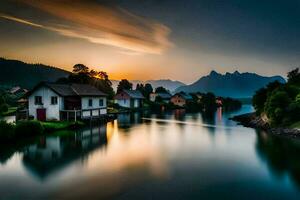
[27, 82, 107, 121]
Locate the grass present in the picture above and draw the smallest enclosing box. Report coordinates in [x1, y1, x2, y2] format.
[51, 130, 76, 137]
[1, 107, 17, 116]
[290, 121, 300, 129]
[41, 121, 85, 132]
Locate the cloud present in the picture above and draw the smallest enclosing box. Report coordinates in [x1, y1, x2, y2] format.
[1, 0, 173, 55]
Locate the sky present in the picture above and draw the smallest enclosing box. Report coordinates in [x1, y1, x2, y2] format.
[0, 0, 299, 83]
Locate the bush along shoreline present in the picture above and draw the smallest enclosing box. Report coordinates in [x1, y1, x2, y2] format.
[0, 120, 85, 143]
[231, 68, 300, 139]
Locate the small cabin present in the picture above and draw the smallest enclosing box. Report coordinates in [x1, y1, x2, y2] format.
[170, 92, 193, 107]
[114, 90, 145, 108]
[27, 82, 107, 121]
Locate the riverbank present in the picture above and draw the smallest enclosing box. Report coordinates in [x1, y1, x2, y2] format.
[231, 112, 300, 139]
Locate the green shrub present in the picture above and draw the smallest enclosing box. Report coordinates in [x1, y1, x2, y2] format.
[15, 121, 44, 137]
[0, 121, 15, 141]
[0, 104, 8, 114]
[264, 90, 292, 125]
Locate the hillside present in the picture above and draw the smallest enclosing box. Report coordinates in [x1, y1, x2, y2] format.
[175, 70, 286, 98]
[0, 58, 70, 89]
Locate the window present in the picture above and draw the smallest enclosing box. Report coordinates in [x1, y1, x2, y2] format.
[99, 99, 104, 107]
[35, 96, 42, 105]
[51, 96, 58, 105]
[88, 99, 93, 107]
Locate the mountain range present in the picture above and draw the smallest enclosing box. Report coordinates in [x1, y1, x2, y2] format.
[175, 70, 286, 98]
[0, 58, 185, 92]
[0, 58, 286, 97]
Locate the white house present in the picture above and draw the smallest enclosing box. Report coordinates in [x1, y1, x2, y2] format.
[114, 90, 145, 108]
[27, 82, 107, 121]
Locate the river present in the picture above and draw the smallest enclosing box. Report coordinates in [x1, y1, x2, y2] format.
[1, 105, 300, 199]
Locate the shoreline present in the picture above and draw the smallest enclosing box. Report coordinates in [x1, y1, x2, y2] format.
[230, 112, 300, 139]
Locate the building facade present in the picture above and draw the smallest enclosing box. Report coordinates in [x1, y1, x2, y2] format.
[27, 82, 107, 121]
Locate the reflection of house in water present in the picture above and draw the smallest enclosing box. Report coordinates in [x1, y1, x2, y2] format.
[22, 125, 108, 180]
[117, 113, 143, 129]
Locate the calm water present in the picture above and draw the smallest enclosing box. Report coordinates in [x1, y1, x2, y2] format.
[1, 105, 300, 200]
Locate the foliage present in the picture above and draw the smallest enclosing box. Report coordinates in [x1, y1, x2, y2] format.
[252, 88, 268, 114]
[287, 68, 300, 85]
[155, 86, 168, 93]
[15, 121, 44, 137]
[252, 68, 300, 126]
[58, 64, 115, 99]
[117, 79, 133, 94]
[220, 97, 242, 110]
[264, 90, 291, 125]
[144, 83, 153, 99]
[42, 121, 85, 132]
[201, 92, 217, 111]
[136, 83, 153, 99]
[0, 96, 9, 115]
[0, 121, 15, 141]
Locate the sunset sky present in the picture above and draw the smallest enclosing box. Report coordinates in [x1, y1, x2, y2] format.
[0, 0, 299, 83]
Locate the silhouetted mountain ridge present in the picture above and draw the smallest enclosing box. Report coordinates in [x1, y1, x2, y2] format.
[175, 70, 286, 98]
[0, 58, 70, 89]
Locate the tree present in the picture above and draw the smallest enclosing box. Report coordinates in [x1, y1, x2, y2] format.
[62, 64, 115, 99]
[201, 92, 217, 112]
[72, 64, 89, 74]
[0, 96, 8, 115]
[253, 88, 268, 114]
[264, 90, 291, 125]
[155, 86, 168, 93]
[144, 83, 153, 99]
[117, 79, 132, 93]
[287, 68, 300, 85]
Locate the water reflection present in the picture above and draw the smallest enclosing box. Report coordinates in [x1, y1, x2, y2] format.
[256, 130, 300, 188]
[22, 125, 108, 180]
[1, 105, 300, 199]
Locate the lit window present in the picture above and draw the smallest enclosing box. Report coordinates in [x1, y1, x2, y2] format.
[51, 96, 58, 105]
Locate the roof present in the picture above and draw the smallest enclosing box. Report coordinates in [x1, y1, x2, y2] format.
[27, 82, 107, 97]
[71, 84, 107, 96]
[123, 90, 145, 99]
[156, 92, 172, 99]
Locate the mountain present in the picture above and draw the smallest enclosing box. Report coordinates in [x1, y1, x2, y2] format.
[111, 79, 186, 93]
[0, 58, 70, 89]
[175, 70, 286, 98]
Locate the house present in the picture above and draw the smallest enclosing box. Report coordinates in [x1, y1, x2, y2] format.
[114, 90, 144, 108]
[9, 86, 28, 96]
[150, 92, 172, 103]
[27, 82, 107, 121]
[170, 92, 193, 107]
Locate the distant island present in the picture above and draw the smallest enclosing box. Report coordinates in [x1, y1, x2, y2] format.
[176, 70, 286, 98]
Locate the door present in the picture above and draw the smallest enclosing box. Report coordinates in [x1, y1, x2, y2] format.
[37, 109, 46, 121]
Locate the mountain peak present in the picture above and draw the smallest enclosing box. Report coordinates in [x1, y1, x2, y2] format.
[233, 70, 240, 75]
[209, 70, 220, 76]
[175, 70, 286, 98]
